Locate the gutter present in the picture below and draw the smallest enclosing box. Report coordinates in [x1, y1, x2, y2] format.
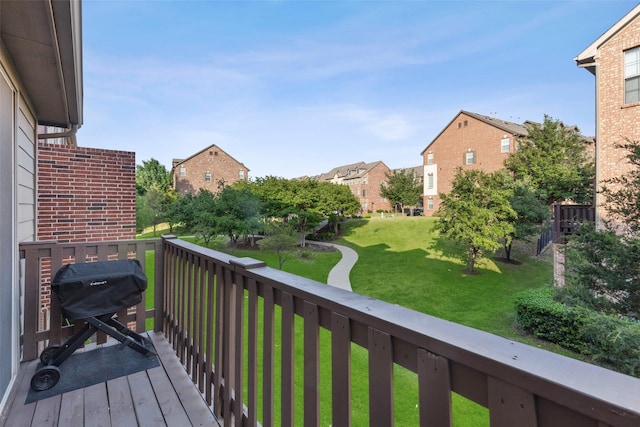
[37, 124, 79, 145]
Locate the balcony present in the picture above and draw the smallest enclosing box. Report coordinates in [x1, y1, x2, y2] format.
[552, 204, 596, 243]
[2, 235, 639, 426]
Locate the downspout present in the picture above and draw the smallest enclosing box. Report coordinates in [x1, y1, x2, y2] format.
[37, 124, 79, 145]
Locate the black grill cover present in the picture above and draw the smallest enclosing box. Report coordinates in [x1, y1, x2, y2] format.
[52, 259, 148, 319]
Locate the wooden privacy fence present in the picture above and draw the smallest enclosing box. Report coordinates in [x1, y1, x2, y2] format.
[160, 235, 640, 427]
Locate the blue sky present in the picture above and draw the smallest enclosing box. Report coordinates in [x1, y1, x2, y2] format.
[80, 0, 638, 179]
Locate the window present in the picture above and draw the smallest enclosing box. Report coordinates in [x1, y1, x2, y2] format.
[427, 153, 434, 165]
[179, 166, 186, 176]
[204, 172, 211, 182]
[625, 47, 640, 104]
[427, 198, 434, 210]
[363, 177, 368, 184]
[238, 170, 245, 179]
[501, 137, 510, 153]
[427, 173, 434, 189]
[362, 189, 367, 197]
[464, 151, 476, 165]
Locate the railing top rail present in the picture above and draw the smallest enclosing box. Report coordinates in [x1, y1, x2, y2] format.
[163, 236, 640, 423]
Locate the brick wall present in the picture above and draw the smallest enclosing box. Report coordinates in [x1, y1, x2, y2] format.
[593, 17, 640, 224]
[37, 142, 136, 242]
[174, 145, 249, 194]
[422, 113, 518, 215]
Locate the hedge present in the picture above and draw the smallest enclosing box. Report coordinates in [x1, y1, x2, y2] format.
[514, 287, 640, 377]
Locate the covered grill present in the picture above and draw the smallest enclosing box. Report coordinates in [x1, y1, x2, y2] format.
[31, 259, 155, 391]
[53, 259, 147, 319]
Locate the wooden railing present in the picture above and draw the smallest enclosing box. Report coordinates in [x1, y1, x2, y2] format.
[160, 235, 639, 427]
[19, 238, 163, 361]
[553, 204, 595, 243]
[20, 236, 640, 426]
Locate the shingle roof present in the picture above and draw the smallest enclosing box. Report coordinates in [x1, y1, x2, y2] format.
[420, 110, 528, 154]
[171, 143, 249, 172]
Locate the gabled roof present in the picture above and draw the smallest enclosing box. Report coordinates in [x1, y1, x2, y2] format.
[395, 165, 424, 178]
[316, 160, 389, 181]
[575, 4, 640, 74]
[171, 144, 249, 172]
[1, 0, 83, 127]
[420, 110, 528, 154]
[318, 161, 367, 181]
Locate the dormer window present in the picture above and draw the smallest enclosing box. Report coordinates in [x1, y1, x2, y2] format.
[625, 46, 640, 104]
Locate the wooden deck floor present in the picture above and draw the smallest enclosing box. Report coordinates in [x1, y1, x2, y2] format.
[0, 332, 220, 427]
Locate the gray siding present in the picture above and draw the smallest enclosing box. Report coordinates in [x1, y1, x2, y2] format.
[16, 102, 36, 243]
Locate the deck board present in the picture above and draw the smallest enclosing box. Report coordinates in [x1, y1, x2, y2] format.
[0, 332, 220, 427]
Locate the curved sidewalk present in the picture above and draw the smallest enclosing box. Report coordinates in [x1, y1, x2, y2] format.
[309, 241, 357, 292]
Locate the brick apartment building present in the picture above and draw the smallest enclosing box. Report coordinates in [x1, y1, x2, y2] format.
[172, 144, 250, 194]
[315, 161, 393, 213]
[421, 111, 528, 215]
[421, 110, 591, 215]
[575, 4, 640, 228]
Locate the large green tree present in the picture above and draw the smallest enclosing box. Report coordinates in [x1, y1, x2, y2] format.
[213, 186, 262, 249]
[504, 115, 595, 206]
[380, 169, 422, 214]
[434, 168, 516, 273]
[135, 158, 172, 195]
[503, 179, 550, 262]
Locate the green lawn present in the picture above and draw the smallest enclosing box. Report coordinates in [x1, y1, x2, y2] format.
[152, 217, 561, 426]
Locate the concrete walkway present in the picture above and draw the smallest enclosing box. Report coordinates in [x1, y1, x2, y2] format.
[308, 241, 357, 292]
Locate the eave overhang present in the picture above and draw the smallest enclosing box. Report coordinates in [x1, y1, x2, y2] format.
[0, 0, 83, 128]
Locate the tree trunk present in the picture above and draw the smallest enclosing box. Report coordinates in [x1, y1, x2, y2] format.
[504, 242, 513, 262]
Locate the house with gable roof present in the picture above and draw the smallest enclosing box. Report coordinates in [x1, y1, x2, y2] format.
[172, 143, 250, 194]
[420, 110, 528, 215]
[315, 161, 393, 213]
[575, 4, 640, 229]
[421, 110, 592, 216]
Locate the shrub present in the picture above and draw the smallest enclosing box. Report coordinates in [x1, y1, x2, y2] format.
[514, 287, 640, 377]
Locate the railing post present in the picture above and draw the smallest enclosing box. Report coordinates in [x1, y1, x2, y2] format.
[155, 235, 174, 332]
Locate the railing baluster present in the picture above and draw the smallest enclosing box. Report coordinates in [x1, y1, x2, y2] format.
[197, 255, 207, 392]
[262, 284, 275, 427]
[49, 244, 64, 346]
[233, 271, 245, 423]
[205, 258, 215, 407]
[186, 252, 194, 375]
[222, 267, 235, 427]
[304, 301, 320, 427]
[247, 278, 259, 427]
[213, 263, 225, 419]
[281, 291, 295, 426]
[417, 349, 451, 427]
[368, 327, 394, 426]
[332, 312, 351, 427]
[488, 377, 537, 427]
